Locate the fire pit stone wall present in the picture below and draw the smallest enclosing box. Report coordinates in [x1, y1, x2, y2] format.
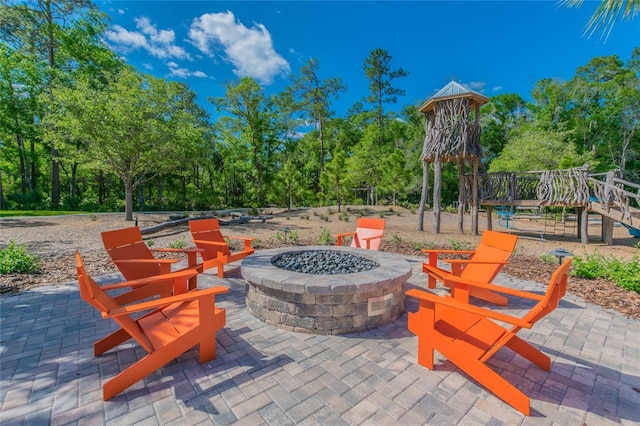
[241, 246, 412, 335]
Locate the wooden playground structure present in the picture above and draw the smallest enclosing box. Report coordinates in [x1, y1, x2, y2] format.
[417, 81, 640, 245]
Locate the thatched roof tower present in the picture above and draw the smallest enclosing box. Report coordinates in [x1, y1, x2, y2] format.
[417, 81, 489, 234]
[419, 81, 489, 163]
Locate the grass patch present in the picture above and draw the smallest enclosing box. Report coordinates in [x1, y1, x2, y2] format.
[0, 210, 80, 218]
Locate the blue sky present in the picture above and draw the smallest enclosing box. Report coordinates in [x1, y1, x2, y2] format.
[97, 1, 639, 118]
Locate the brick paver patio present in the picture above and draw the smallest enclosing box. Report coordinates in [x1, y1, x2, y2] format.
[1, 255, 638, 425]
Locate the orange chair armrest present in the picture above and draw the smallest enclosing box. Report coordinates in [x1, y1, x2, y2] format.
[443, 275, 545, 301]
[443, 259, 510, 266]
[150, 248, 204, 254]
[112, 258, 180, 265]
[109, 266, 202, 287]
[192, 239, 229, 248]
[421, 249, 475, 255]
[104, 286, 229, 318]
[100, 281, 168, 291]
[406, 289, 532, 328]
[335, 231, 356, 239]
[362, 234, 383, 242]
[227, 236, 255, 250]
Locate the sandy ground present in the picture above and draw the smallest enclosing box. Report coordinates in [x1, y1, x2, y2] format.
[1, 205, 637, 260]
[1, 205, 639, 319]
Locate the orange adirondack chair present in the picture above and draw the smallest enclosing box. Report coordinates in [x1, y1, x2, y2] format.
[75, 251, 228, 400]
[335, 217, 385, 250]
[101, 227, 202, 293]
[422, 230, 518, 306]
[188, 218, 255, 278]
[406, 258, 572, 416]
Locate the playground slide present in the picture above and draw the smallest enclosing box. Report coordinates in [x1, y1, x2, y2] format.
[620, 223, 640, 238]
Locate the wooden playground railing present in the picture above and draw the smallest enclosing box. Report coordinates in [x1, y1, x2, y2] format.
[468, 166, 591, 206]
[588, 172, 640, 226]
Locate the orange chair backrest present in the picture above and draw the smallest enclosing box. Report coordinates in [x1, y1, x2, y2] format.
[524, 258, 571, 324]
[460, 230, 518, 282]
[352, 218, 385, 250]
[189, 219, 230, 258]
[101, 227, 160, 280]
[75, 251, 154, 352]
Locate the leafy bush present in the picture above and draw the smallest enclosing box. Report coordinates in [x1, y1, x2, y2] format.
[572, 252, 640, 292]
[390, 233, 402, 244]
[539, 253, 558, 265]
[169, 239, 186, 249]
[317, 228, 334, 245]
[0, 241, 42, 274]
[413, 241, 436, 251]
[448, 238, 472, 251]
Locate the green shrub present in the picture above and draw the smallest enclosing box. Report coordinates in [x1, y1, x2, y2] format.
[572, 252, 640, 292]
[413, 241, 436, 251]
[0, 241, 42, 274]
[448, 238, 472, 251]
[377, 211, 385, 218]
[317, 228, 334, 245]
[539, 253, 557, 265]
[390, 233, 402, 244]
[169, 239, 186, 249]
[145, 239, 155, 247]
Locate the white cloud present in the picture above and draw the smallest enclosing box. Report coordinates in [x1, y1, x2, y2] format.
[492, 86, 503, 92]
[166, 62, 208, 79]
[188, 11, 290, 85]
[118, 9, 125, 15]
[104, 17, 192, 61]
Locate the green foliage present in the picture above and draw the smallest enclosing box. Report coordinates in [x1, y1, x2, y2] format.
[145, 239, 155, 247]
[390, 233, 402, 244]
[572, 252, 640, 292]
[448, 238, 473, 251]
[317, 228, 335, 245]
[0, 241, 42, 274]
[169, 239, 186, 249]
[413, 241, 437, 251]
[488, 125, 592, 172]
[539, 253, 558, 265]
[377, 211, 386, 218]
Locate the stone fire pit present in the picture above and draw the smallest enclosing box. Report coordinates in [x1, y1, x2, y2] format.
[241, 246, 412, 335]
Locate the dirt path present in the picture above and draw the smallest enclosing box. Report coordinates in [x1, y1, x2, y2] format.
[1, 206, 638, 318]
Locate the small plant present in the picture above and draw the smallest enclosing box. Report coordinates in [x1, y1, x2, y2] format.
[634, 241, 640, 250]
[327, 208, 335, 215]
[413, 241, 437, 251]
[449, 238, 472, 251]
[146, 239, 155, 247]
[288, 229, 300, 243]
[341, 212, 349, 222]
[377, 211, 385, 218]
[572, 252, 640, 293]
[286, 215, 291, 220]
[317, 228, 334, 245]
[301, 214, 310, 220]
[169, 239, 186, 249]
[0, 241, 42, 274]
[388, 207, 394, 212]
[390, 233, 402, 244]
[539, 253, 557, 265]
[88, 214, 97, 221]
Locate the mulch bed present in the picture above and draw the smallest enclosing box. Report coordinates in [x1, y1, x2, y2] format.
[2, 240, 638, 321]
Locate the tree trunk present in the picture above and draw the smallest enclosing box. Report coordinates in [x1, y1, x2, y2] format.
[433, 161, 442, 233]
[457, 159, 464, 233]
[417, 160, 429, 231]
[125, 178, 134, 221]
[472, 157, 479, 235]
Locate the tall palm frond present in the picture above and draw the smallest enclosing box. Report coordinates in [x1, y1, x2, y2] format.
[559, 0, 640, 40]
